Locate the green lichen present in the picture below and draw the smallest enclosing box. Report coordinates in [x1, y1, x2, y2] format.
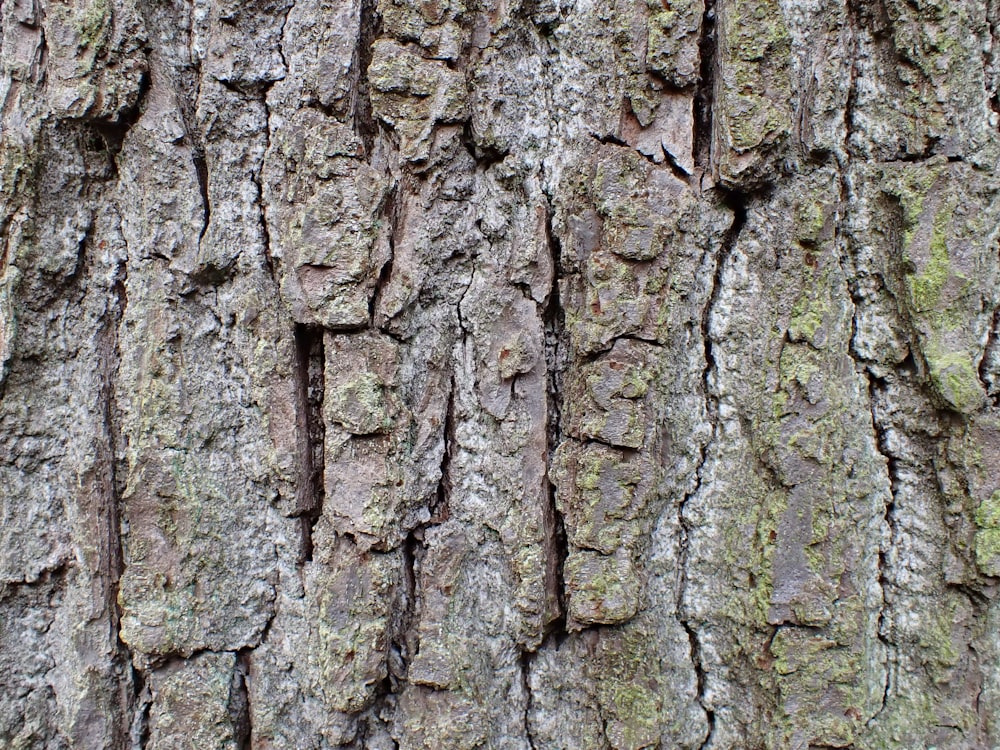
[918, 597, 961, 672]
[327, 372, 394, 435]
[76, 0, 110, 53]
[591, 626, 663, 749]
[794, 199, 828, 246]
[974, 490, 1000, 575]
[720, 0, 792, 153]
[905, 199, 955, 313]
[789, 289, 827, 345]
[751, 488, 786, 621]
[778, 342, 820, 393]
[880, 161, 942, 245]
[925, 348, 983, 414]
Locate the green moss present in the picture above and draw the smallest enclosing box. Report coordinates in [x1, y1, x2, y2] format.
[975, 528, 1000, 575]
[974, 490, 1000, 528]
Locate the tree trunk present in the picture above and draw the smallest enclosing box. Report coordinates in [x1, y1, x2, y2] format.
[3, 0, 1000, 748]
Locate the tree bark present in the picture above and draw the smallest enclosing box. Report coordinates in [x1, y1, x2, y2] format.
[3, 0, 1000, 748]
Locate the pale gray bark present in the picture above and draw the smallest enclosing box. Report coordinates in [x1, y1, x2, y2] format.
[3, 0, 1000, 748]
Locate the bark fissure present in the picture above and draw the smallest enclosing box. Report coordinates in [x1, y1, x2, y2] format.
[230, 651, 252, 750]
[354, 0, 381, 153]
[433, 375, 456, 523]
[542, 197, 568, 640]
[520, 648, 538, 750]
[863, 370, 897, 726]
[102, 241, 135, 746]
[193, 150, 210, 242]
[371, 181, 400, 324]
[7, 1, 1000, 747]
[258, 86, 277, 283]
[839, 10, 896, 725]
[980, 284, 1000, 403]
[679, 188, 747, 750]
[694, 0, 718, 170]
[393, 529, 419, 683]
[589, 132, 692, 184]
[131, 672, 152, 750]
[293, 324, 325, 563]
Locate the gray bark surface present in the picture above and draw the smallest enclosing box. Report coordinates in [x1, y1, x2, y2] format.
[3, 0, 1000, 748]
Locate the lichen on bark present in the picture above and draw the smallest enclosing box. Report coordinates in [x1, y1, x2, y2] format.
[4, 0, 1000, 748]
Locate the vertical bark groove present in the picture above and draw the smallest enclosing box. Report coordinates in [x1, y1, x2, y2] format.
[5, 0, 1000, 747]
[294, 324, 325, 563]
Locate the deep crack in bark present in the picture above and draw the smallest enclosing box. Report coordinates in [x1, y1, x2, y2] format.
[542, 194, 568, 640]
[677, 188, 747, 750]
[230, 650, 252, 750]
[864, 371, 897, 726]
[293, 324, 326, 563]
[694, 0, 718, 171]
[520, 648, 538, 750]
[100, 233, 135, 748]
[355, 0, 382, 155]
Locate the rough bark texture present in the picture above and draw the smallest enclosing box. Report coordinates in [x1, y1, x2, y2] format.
[4, 0, 1000, 748]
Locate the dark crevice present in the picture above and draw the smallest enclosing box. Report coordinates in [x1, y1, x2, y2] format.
[661, 144, 694, 182]
[230, 651, 252, 750]
[359, 675, 398, 747]
[215, 77, 273, 96]
[370, 248, 394, 323]
[293, 325, 326, 563]
[91, 69, 151, 164]
[461, 121, 510, 169]
[101, 248, 134, 748]
[259, 182, 275, 283]
[354, 0, 382, 155]
[384, 373, 457, 687]
[131, 670, 152, 750]
[1, 560, 71, 591]
[275, 0, 293, 74]
[192, 150, 211, 242]
[979, 301, 1000, 402]
[707, 190, 749, 369]
[838, 9, 896, 723]
[433, 377, 456, 523]
[688, 625, 716, 750]
[389, 530, 419, 686]
[589, 131, 659, 167]
[542, 200, 569, 642]
[694, 0, 718, 170]
[257, 81, 277, 284]
[370, 182, 401, 324]
[862, 367, 898, 727]
[572, 434, 644, 454]
[590, 132, 629, 148]
[987, 10, 1000, 120]
[590, 132, 695, 184]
